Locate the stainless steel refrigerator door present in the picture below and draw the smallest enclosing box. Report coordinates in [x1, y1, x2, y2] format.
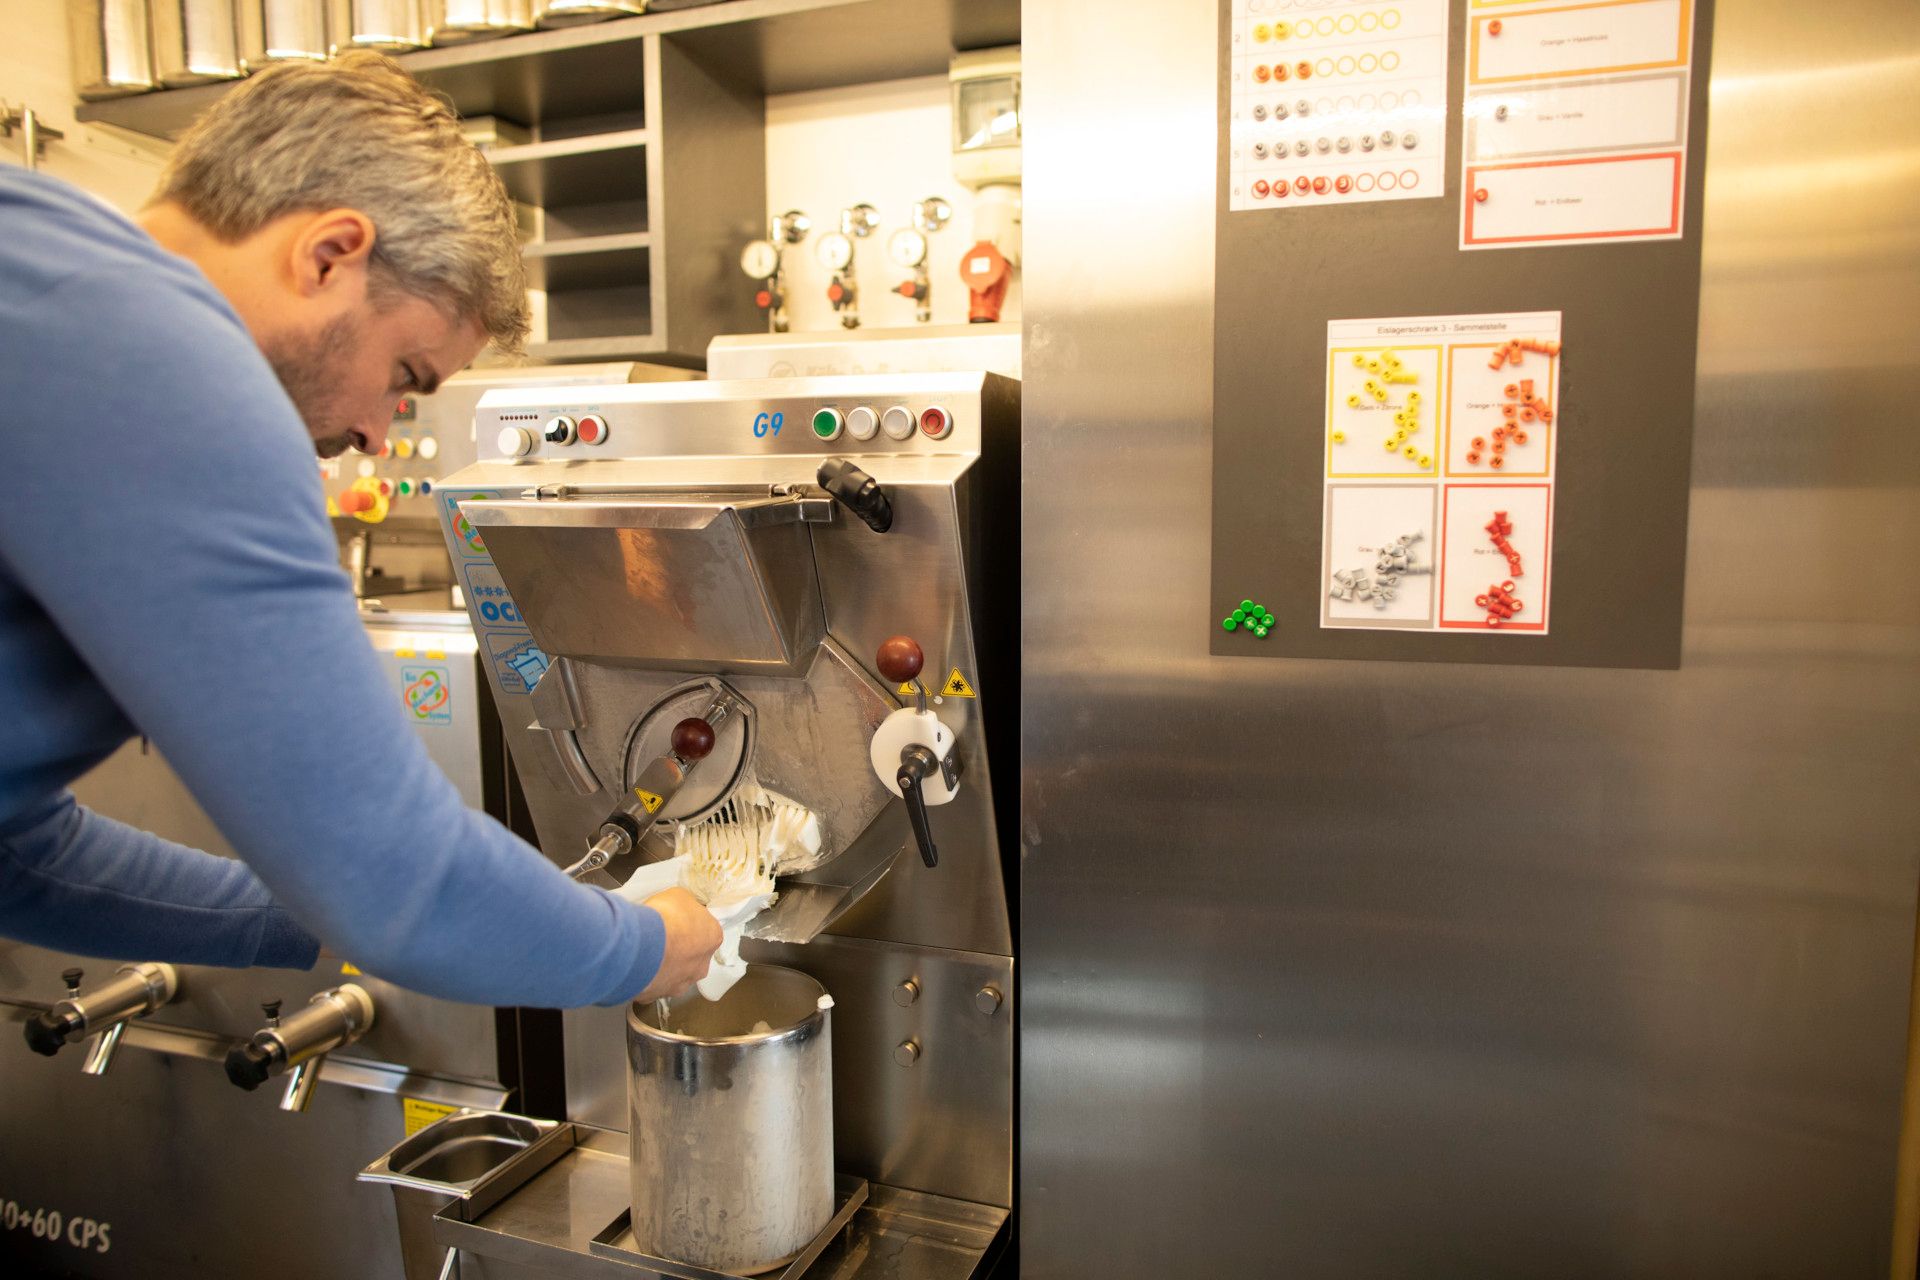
[1020, 1, 1920, 1276]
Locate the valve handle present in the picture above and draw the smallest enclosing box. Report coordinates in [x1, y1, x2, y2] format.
[62, 967, 84, 993]
[23, 1010, 73, 1056]
[225, 1041, 276, 1092]
[670, 717, 716, 761]
[897, 746, 940, 869]
[261, 999, 282, 1023]
[876, 636, 924, 685]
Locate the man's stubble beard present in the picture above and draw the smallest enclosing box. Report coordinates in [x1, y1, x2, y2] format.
[261, 313, 359, 459]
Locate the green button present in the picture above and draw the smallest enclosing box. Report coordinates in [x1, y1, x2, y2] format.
[812, 408, 841, 438]
[1231, 608, 1247, 623]
[1240, 598, 1255, 612]
[1222, 618, 1237, 631]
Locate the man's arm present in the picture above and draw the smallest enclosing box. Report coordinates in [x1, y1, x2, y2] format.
[0, 267, 666, 1008]
[0, 792, 319, 968]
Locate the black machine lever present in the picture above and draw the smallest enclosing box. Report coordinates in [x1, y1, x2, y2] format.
[818, 459, 893, 533]
[896, 743, 963, 869]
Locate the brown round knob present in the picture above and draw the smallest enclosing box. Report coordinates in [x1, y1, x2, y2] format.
[877, 635, 924, 684]
[670, 717, 715, 760]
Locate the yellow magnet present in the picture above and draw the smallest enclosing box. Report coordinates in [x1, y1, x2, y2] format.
[1331, 431, 1346, 444]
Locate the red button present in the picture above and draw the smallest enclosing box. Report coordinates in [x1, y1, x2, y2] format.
[1252, 179, 1270, 198]
[1312, 176, 1329, 194]
[577, 415, 606, 445]
[1273, 179, 1289, 197]
[1294, 176, 1310, 194]
[755, 289, 772, 308]
[919, 407, 952, 439]
[1335, 175, 1353, 193]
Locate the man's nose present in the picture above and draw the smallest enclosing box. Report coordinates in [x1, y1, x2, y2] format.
[358, 413, 394, 457]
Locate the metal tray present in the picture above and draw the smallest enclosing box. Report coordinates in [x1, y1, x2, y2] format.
[588, 1174, 868, 1279]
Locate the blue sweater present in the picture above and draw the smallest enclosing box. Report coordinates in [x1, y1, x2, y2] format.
[0, 168, 664, 1008]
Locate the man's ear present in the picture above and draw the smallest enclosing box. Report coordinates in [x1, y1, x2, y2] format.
[291, 209, 377, 299]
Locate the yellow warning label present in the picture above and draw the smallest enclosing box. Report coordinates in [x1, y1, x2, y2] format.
[633, 788, 665, 814]
[340, 962, 362, 976]
[897, 681, 919, 696]
[942, 668, 977, 698]
[402, 1098, 458, 1136]
[394, 649, 416, 659]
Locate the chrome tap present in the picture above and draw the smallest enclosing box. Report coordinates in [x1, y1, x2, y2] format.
[225, 985, 376, 1112]
[23, 963, 179, 1074]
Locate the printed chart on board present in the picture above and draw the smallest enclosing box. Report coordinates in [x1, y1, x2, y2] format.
[1459, 0, 1697, 248]
[1320, 311, 1563, 633]
[1226, 0, 1449, 210]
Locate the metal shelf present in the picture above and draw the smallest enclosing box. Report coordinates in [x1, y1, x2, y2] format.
[74, 0, 1019, 140]
[523, 231, 652, 292]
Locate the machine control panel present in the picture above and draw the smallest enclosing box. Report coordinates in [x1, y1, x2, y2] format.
[473, 374, 998, 463]
[326, 394, 476, 523]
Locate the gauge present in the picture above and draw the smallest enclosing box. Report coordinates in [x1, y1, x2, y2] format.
[740, 239, 780, 280]
[887, 227, 929, 269]
[816, 232, 855, 272]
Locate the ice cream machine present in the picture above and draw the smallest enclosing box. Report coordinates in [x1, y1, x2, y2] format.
[427, 371, 1017, 1252]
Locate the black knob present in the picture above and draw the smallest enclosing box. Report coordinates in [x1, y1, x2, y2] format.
[61, 968, 83, 993]
[261, 1000, 282, 1022]
[817, 459, 893, 534]
[24, 1011, 75, 1057]
[225, 1041, 277, 1091]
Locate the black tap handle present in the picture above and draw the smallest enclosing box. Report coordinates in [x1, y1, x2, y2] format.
[897, 745, 940, 869]
[61, 968, 83, 994]
[818, 459, 893, 534]
[23, 1011, 74, 1057]
[225, 1041, 277, 1092]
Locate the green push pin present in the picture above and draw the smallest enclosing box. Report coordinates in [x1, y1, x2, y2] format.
[1240, 599, 1255, 612]
[1231, 608, 1247, 624]
[1222, 617, 1237, 631]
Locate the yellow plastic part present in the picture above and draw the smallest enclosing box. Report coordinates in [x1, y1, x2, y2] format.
[1347, 393, 1361, 407]
[1402, 446, 1419, 460]
[1331, 431, 1346, 444]
[1254, 22, 1271, 41]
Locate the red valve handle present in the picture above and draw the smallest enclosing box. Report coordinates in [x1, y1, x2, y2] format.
[876, 635, 924, 684]
[337, 490, 375, 514]
[670, 717, 716, 761]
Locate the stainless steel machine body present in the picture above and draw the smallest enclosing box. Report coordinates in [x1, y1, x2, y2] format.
[420, 371, 1018, 1273]
[1020, 0, 1920, 1276]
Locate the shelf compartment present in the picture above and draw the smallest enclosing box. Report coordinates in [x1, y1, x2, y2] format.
[487, 127, 649, 208]
[522, 232, 651, 293]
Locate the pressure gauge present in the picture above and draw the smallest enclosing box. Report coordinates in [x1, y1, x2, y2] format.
[817, 232, 855, 272]
[740, 239, 780, 280]
[888, 227, 929, 269]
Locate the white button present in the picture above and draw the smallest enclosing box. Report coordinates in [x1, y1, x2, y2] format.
[497, 426, 535, 458]
[881, 406, 916, 440]
[356, 459, 377, 478]
[845, 406, 880, 440]
[417, 436, 439, 460]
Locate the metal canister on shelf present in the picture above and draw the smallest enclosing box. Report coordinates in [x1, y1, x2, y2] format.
[534, 0, 646, 28]
[239, 1, 330, 72]
[151, 0, 246, 87]
[69, 0, 157, 100]
[427, 0, 534, 44]
[328, 0, 428, 52]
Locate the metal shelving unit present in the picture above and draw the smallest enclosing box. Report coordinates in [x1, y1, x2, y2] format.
[74, 0, 1019, 363]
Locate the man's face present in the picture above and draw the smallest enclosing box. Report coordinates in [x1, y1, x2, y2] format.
[262, 290, 487, 460]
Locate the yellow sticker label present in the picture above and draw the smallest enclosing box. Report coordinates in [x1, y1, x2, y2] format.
[340, 962, 362, 976]
[426, 650, 446, 660]
[633, 788, 665, 814]
[402, 1098, 458, 1137]
[897, 681, 919, 696]
[394, 649, 416, 659]
[942, 668, 977, 698]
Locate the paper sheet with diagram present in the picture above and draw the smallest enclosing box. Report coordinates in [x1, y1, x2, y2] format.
[1321, 311, 1563, 633]
[1459, 0, 1697, 248]
[1227, 0, 1450, 210]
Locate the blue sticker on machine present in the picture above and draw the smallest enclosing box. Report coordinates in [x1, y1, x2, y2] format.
[486, 634, 549, 695]
[400, 665, 454, 724]
[443, 490, 499, 560]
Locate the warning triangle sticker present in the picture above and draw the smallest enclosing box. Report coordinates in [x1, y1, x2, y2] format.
[633, 787, 665, 814]
[897, 680, 919, 696]
[942, 668, 977, 698]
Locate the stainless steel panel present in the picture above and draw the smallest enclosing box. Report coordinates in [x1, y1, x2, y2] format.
[1022, 2, 1920, 1279]
[707, 325, 1024, 381]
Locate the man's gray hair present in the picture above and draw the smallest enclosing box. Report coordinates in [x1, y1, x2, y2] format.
[151, 52, 529, 352]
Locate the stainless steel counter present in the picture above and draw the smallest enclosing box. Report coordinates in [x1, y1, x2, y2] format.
[437, 1127, 1007, 1280]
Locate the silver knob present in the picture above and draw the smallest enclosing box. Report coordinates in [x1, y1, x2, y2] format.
[892, 979, 920, 1008]
[893, 1039, 921, 1068]
[974, 986, 1003, 1017]
[841, 202, 880, 239]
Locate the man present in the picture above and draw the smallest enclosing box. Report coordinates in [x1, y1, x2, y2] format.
[0, 54, 722, 1007]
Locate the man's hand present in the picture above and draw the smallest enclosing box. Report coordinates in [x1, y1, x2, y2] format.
[635, 888, 724, 1002]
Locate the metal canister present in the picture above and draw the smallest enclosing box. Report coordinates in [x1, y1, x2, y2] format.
[70, 1, 156, 99]
[534, 0, 646, 28]
[151, 1, 245, 87]
[328, 0, 427, 52]
[239, 1, 330, 72]
[427, 0, 534, 44]
[626, 965, 834, 1274]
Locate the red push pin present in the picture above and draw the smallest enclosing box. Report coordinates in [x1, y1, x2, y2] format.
[670, 717, 715, 761]
[1488, 19, 1503, 35]
[1474, 188, 1489, 203]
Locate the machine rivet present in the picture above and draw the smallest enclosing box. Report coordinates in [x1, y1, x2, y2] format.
[892, 979, 920, 1007]
[894, 1040, 921, 1068]
[975, 986, 1004, 1016]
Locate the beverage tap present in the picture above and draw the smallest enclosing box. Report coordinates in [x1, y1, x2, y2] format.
[740, 209, 809, 333]
[23, 962, 179, 1074]
[225, 985, 376, 1112]
[563, 689, 742, 881]
[870, 636, 963, 868]
[819, 203, 879, 329]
